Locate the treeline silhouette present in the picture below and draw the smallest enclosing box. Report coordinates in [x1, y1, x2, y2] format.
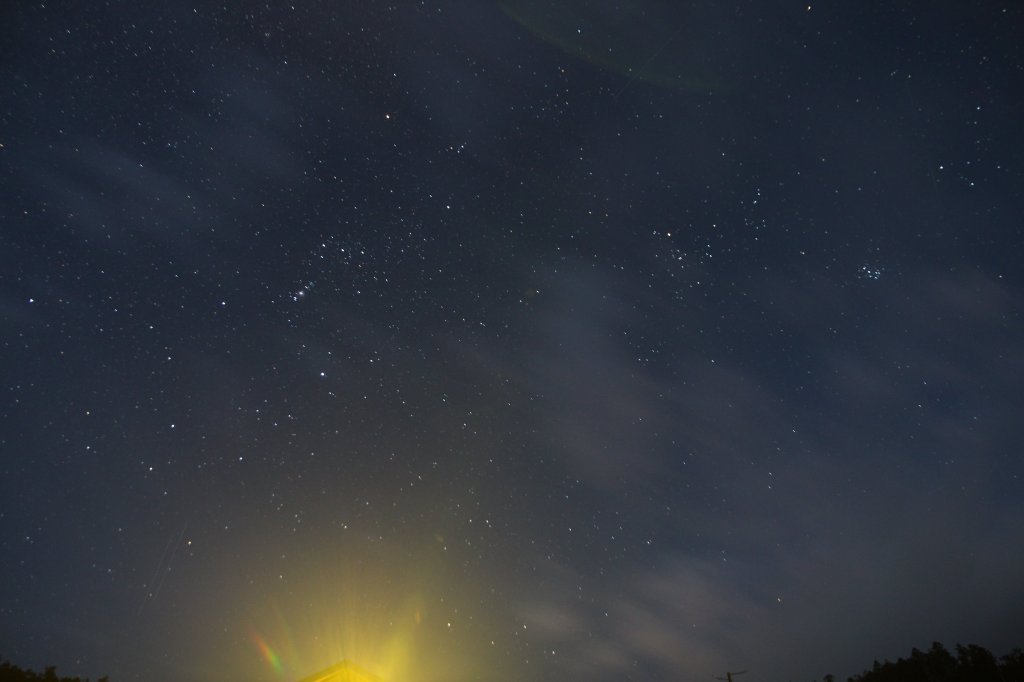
[3, 641, 1023, 681]
[0, 660, 107, 682]
[820, 642, 1024, 682]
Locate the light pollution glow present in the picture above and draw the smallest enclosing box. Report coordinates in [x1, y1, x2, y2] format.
[236, 540, 512, 682]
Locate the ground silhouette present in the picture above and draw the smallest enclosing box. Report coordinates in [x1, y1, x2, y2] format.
[3, 641, 1023, 681]
[0, 659, 108, 682]
[816, 642, 1024, 682]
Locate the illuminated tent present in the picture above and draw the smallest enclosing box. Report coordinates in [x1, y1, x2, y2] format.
[296, 660, 383, 682]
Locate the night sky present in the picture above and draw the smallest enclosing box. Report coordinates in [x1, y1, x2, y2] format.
[2, 2, 1023, 681]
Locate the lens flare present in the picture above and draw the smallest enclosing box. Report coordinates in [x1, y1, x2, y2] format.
[252, 632, 284, 675]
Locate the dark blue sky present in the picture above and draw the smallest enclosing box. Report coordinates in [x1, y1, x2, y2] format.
[2, 2, 1023, 681]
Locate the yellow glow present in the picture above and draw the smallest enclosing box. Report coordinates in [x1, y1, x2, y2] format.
[234, 539, 509, 682]
[297, 660, 383, 682]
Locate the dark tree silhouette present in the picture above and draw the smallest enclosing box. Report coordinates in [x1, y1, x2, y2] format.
[0, 659, 108, 682]
[4, 640, 1022, 682]
[1001, 648, 1024, 682]
[842, 642, 1020, 682]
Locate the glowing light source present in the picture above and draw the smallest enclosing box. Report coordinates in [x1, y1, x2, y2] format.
[297, 660, 383, 682]
[235, 543, 510, 682]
